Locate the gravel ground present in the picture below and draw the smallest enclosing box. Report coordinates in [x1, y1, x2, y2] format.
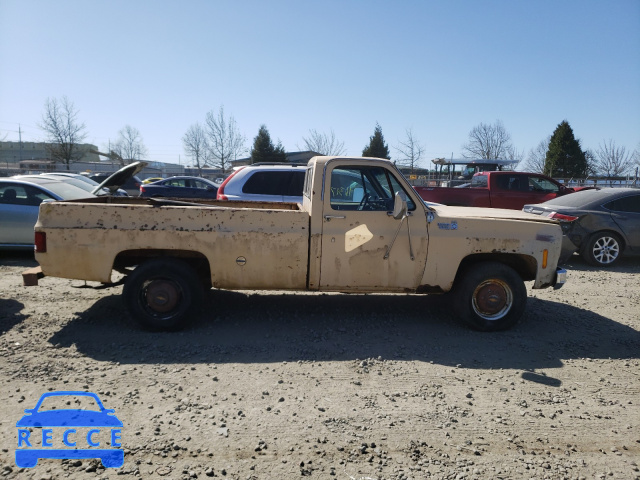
[0, 252, 638, 480]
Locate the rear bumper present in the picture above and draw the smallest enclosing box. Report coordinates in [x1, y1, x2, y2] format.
[558, 235, 579, 264]
[553, 267, 568, 290]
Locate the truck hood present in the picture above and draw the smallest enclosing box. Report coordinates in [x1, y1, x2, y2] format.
[91, 161, 148, 195]
[432, 205, 557, 225]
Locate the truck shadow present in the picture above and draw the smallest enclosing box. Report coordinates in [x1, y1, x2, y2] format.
[0, 251, 38, 268]
[48, 290, 639, 372]
[0, 299, 28, 335]
[560, 253, 640, 272]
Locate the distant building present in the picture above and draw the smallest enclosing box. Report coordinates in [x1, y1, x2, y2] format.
[0, 141, 100, 166]
[230, 151, 321, 168]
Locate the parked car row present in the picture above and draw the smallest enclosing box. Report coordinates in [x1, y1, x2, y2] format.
[0, 163, 146, 249]
[140, 176, 219, 199]
[2, 162, 638, 269]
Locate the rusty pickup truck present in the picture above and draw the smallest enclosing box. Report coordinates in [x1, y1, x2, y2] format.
[29, 156, 567, 331]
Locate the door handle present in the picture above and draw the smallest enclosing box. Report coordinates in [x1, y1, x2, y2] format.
[324, 215, 346, 221]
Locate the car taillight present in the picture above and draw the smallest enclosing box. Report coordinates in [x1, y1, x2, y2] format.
[547, 212, 578, 222]
[217, 167, 244, 200]
[35, 232, 47, 253]
[140, 185, 146, 193]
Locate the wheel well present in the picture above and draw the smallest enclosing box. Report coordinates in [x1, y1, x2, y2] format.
[113, 249, 212, 287]
[584, 230, 626, 251]
[455, 253, 537, 283]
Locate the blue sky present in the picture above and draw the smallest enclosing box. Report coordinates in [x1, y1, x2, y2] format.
[1, 0, 639, 167]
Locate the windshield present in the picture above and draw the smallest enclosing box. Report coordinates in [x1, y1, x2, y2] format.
[25, 178, 93, 200]
[43, 176, 97, 193]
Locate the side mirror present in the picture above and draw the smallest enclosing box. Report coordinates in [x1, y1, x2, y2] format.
[392, 191, 408, 220]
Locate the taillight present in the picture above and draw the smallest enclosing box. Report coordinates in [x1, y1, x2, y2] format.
[35, 232, 47, 253]
[140, 185, 146, 193]
[217, 167, 244, 200]
[547, 212, 579, 222]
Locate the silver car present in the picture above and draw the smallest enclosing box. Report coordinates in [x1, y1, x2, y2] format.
[0, 177, 92, 249]
[216, 164, 306, 203]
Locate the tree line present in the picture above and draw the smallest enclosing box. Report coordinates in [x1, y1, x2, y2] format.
[29, 96, 640, 178]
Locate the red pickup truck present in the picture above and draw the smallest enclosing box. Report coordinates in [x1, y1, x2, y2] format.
[414, 171, 589, 210]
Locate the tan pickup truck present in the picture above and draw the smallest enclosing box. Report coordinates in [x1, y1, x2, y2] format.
[30, 156, 567, 332]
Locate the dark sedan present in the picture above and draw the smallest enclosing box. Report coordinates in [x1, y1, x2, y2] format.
[523, 188, 640, 267]
[139, 176, 218, 199]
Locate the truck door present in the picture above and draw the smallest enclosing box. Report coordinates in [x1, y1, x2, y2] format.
[319, 163, 428, 291]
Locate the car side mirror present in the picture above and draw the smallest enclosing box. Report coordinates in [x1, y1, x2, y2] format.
[392, 191, 408, 220]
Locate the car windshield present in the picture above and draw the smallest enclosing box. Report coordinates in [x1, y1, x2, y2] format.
[20, 178, 93, 200]
[42, 176, 97, 193]
[52, 175, 101, 187]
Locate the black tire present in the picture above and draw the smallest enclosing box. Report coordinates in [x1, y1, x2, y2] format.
[452, 261, 526, 332]
[123, 258, 203, 331]
[581, 231, 622, 267]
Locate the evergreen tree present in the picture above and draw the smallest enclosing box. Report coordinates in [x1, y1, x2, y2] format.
[362, 123, 391, 159]
[544, 121, 588, 178]
[250, 125, 287, 164]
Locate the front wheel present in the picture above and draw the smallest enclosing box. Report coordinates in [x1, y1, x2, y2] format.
[581, 231, 622, 267]
[452, 262, 526, 331]
[123, 258, 203, 331]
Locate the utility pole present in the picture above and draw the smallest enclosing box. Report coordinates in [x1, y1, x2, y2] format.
[18, 124, 23, 162]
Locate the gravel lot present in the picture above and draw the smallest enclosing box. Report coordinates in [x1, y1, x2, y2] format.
[0, 252, 638, 480]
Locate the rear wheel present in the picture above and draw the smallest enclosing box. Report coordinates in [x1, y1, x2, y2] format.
[581, 231, 622, 267]
[123, 258, 203, 331]
[452, 262, 526, 331]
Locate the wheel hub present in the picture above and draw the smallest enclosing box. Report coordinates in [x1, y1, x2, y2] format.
[593, 237, 619, 264]
[472, 279, 512, 320]
[145, 280, 180, 313]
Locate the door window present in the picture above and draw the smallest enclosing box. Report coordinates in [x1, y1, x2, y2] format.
[0, 184, 53, 206]
[167, 179, 187, 188]
[329, 166, 415, 211]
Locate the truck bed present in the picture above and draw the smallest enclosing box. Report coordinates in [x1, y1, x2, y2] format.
[36, 197, 310, 289]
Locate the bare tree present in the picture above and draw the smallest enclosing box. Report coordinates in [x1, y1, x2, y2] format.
[394, 128, 424, 174]
[521, 136, 550, 173]
[112, 125, 148, 165]
[461, 120, 517, 160]
[205, 106, 246, 174]
[182, 123, 209, 177]
[39, 96, 88, 170]
[595, 140, 634, 177]
[298, 129, 346, 156]
[584, 149, 599, 177]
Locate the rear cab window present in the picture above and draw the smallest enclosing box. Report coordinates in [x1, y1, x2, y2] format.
[471, 174, 488, 188]
[303, 166, 314, 199]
